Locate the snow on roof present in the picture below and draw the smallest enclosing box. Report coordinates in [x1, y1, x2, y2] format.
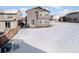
[26, 6, 50, 12]
[61, 11, 79, 17]
[66, 11, 79, 16]
[0, 10, 20, 14]
[3, 10, 18, 14]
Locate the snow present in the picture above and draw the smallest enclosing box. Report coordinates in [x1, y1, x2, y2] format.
[3, 10, 18, 13]
[9, 22, 79, 53]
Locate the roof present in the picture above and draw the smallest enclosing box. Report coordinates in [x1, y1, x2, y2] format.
[65, 11, 79, 16]
[0, 10, 21, 14]
[26, 6, 50, 12]
[4, 10, 18, 13]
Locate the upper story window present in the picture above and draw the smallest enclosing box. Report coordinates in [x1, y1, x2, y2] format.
[45, 14, 48, 16]
[40, 14, 42, 16]
[8, 15, 13, 19]
[40, 12, 49, 16]
[45, 12, 49, 16]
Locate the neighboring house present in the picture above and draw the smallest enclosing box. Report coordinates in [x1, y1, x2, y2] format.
[26, 6, 51, 28]
[53, 15, 60, 22]
[0, 10, 22, 32]
[19, 16, 27, 28]
[59, 11, 79, 22]
[49, 15, 53, 21]
[59, 17, 64, 22]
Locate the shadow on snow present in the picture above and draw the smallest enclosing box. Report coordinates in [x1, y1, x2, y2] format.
[9, 39, 46, 53]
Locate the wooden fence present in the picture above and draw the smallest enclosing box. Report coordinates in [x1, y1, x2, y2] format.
[0, 26, 20, 48]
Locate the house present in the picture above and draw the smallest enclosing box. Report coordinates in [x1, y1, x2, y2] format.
[59, 17, 64, 22]
[19, 16, 27, 28]
[26, 6, 51, 28]
[59, 11, 79, 22]
[49, 15, 53, 21]
[0, 10, 22, 32]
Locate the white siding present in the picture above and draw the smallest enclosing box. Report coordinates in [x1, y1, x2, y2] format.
[11, 21, 18, 29]
[0, 11, 21, 32]
[0, 22, 5, 32]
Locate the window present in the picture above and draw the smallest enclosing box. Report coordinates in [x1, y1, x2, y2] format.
[8, 15, 13, 19]
[45, 21, 48, 24]
[40, 13, 44, 16]
[40, 21, 42, 23]
[74, 18, 77, 21]
[45, 14, 49, 16]
[5, 22, 10, 28]
[40, 13, 49, 16]
[40, 14, 42, 16]
[32, 20, 35, 25]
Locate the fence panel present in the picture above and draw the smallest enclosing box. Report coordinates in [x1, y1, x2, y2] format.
[0, 26, 20, 48]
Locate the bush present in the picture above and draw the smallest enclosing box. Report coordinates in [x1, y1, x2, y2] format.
[1, 43, 12, 53]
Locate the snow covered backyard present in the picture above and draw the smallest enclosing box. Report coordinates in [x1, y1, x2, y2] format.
[9, 22, 79, 53]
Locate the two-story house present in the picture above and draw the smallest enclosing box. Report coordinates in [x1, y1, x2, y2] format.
[26, 6, 51, 28]
[0, 10, 22, 32]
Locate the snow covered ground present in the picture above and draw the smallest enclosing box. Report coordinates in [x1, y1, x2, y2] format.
[9, 22, 79, 53]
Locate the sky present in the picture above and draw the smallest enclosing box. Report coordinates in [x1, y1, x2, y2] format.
[0, 6, 79, 16]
